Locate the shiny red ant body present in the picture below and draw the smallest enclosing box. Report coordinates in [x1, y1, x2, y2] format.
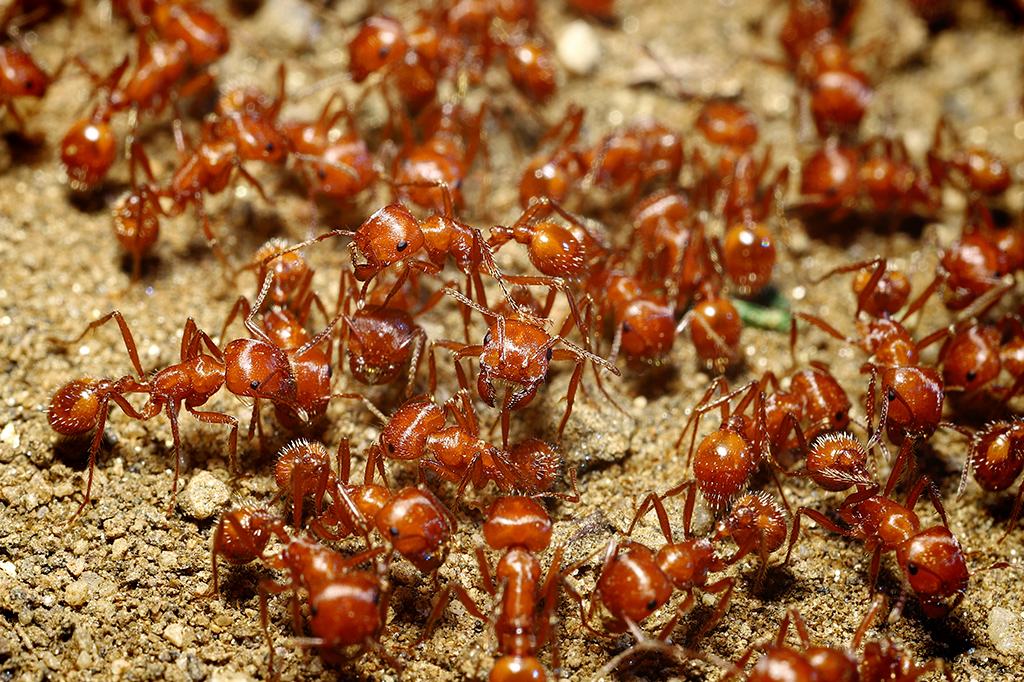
[961, 419, 1024, 541]
[422, 496, 575, 682]
[786, 470, 968, 621]
[48, 313, 240, 526]
[432, 286, 620, 448]
[593, 480, 735, 641]
[0, 42, 54, 134]
[723, 594, 952, 682]
[928, 116, 1011, 198]
[518, 104, 587, 208]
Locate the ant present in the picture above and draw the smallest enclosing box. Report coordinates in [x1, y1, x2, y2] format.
[210, 64, 289, 165]
[785, 469, 969, 621]
[390, 100, 486, 214]
[366, 389, 574, 499]
[928, 116, 1011, 198]
[347, 12, 438, 113]
[583, 117, 684, 205]
[960, 419, 1024, 542]
[419, 495, 579, 682]
[518, 103, 587, 209]
[592, 480, 735, 642]
[431, 286, 620, 448]
[280, 92, 376, 232]
[582, 264, 676, 368]
[257, 531, 398, 672]
[48, 313, 239, 527]
[792, 258, 967, 495]
[0, 34, 56, 136]
[673, 377, 791, 512]
[60, 57, 130, 192]
[199, 505, 282, 597]
[677, 279, 744, 374]
[723, 593, 952, 682]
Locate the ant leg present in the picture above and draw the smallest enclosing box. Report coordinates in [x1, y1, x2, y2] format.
[192, 196, 230, 269]
[692, 577, 735, 641]
[55, 310, 147, 381]
[186, 407, 239, 477]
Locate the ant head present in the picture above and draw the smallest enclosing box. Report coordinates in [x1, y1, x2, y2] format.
[223, 339, 298, 404]
[483, 496, 552, 553]
[354, 204, 424, 265]
[375, 488, 452, 573]
[896, 527, 968, 616]
[597, 542, 673, 625]
[348, 15, 409, 82]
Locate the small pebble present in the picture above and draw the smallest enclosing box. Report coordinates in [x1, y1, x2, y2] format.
[178, 471, 230, 520]
[557, 21, 602, 75]
[989, 606, 1024, 655]
[163, 623, 191, 648]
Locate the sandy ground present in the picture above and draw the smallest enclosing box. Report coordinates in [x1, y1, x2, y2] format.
[2, 0, 1024, 680]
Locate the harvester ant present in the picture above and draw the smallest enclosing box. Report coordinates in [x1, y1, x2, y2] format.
[785, 469, 970, 621]
[723, 593, 952, 682]
[419, 495, 579, 682]
[960, 419, 1024, 542]
[431, 286, 620, 448]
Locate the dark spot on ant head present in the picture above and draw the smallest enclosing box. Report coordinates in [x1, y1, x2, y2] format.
[388, 443, 396, 453]
[318, 170, 327, 180]
[310, 603, 318, 617]
[887, 387, 896, 401]
[265, 142, 275, 152]
[966, 370, 976, 383]
[546, 347, 553, 362]
[907, 563, 918, 575]
[483, 331, 492, 346]
[250, 380, 261, 390]
[326, 366, 333, 378]
[396, 240, 408, 252]
[623, 321, 633, 334]
[835, 411, 845, 423]
[646, 599, 658, 611]
[378, 46, 390, 59]
[24, 80, 33, 90]
[390, 526, 400, 536]
[454, 178, 463, 190]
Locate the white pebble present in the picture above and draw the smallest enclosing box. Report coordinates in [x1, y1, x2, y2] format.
[557, 21, 602, 76]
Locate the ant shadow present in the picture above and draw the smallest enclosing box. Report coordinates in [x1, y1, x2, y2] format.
[795, 209, 929, 246]
[2, 130, 46, 165]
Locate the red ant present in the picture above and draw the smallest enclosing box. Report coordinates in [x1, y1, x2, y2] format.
[591, 480, 735, 642]
[431, 286, 620, 448]
[723, 593, 952, 682]
[582, 264, 676, 368]
[503, 34, 558, 103]
[210, 64, 289, 165]
[928, 116, 1011, 198]
[673, 377, 791, 512]
[366, 389, 575, 498]
[960, 419, 1024, 542]
[60, 57, 130, 191]
[280, 93, 376, 231]
[258, 531, 397, 672]
[677, 279, 744, 374]
[389, 100, 486, 213]
[419, 495, 579, 682]
[792, 258, 966, 495]
[0, 40, 55, 135]
[518, 103, 587, 208]
[785, 469, 970, 621]
[48, 313, 239, 527]
[199, 505, 282, 597]
[348, 13, 438, 113]
[583, 117, 684, 205]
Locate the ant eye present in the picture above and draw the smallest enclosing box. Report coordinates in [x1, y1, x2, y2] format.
[907, 562, 918, 575]
[387, 443, 396, 453]
[24, 80, 33, 89]
[250, 380, 261, 390]
[318, 170, 327, 180]
[623, 321, 633, 334]
[646, 599, 658, 611]
[265, 142, 275, 152]
[483, 331, 492, 345]
[546, 347, 553, 361]
[396, 240, 409, 252]
[390, 526, 400, 536]
[310, 603, 318, 617]
[835, 411, 845, 423]
[966, 370, 977, 382]
[378, 46, 389, 59]
[886, 387, 896, 402]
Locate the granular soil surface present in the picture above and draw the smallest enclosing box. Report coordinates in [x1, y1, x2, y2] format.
[2, 0, 1024, 680]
